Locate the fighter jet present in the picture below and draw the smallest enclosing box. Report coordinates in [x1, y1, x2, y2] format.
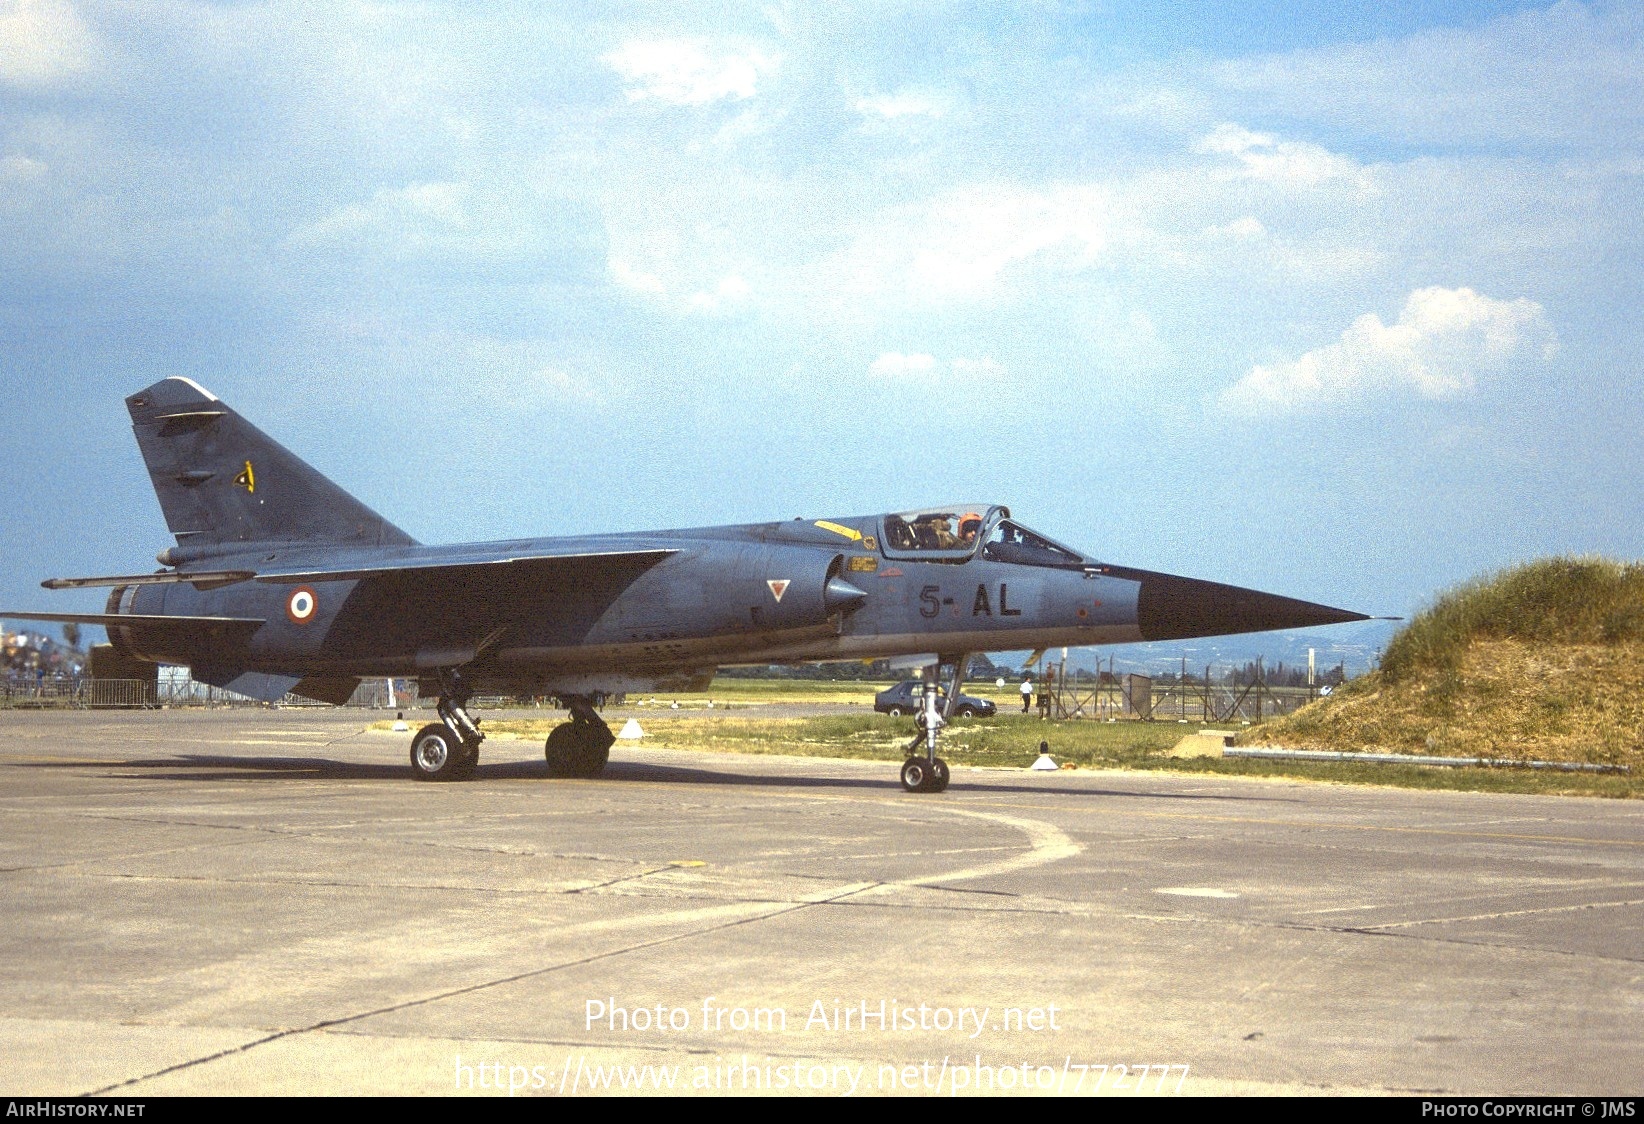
[4, 377, 1368, 792]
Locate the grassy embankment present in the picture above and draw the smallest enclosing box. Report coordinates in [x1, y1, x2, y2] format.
[1241, 557, 1644, 796]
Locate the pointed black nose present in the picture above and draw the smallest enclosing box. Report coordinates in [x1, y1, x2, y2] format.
[1134, 571, 1368, 641]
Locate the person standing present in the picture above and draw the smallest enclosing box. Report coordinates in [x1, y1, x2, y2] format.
[1019, 676, 1033, 714]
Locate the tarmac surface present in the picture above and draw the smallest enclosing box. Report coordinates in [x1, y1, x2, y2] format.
[2, 707, 1641, 1097]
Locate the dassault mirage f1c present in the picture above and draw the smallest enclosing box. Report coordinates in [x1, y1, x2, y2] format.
[5, 377, 1369, 792]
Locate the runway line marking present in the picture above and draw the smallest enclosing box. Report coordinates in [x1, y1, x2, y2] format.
[756, 792, 1083, 891]
[950, 798, 1644, 850]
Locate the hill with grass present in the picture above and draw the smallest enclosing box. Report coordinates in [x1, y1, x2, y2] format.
[1239, 558, 1644, 769]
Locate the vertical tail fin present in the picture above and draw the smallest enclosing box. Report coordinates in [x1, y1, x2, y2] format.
[126, 377, 415, 548]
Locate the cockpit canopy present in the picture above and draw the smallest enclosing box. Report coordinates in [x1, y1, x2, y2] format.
[882, 506, 994, 553]
[880, 505, 1087, 568]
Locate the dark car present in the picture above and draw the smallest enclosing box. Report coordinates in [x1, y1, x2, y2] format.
[874, 680, 996, 718]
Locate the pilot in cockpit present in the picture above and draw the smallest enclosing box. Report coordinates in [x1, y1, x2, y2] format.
[917, 515, 959, 549]
[958, 512, 983, 547]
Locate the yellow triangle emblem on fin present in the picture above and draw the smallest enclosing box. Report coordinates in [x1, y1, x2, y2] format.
[233, 461, 255, 493]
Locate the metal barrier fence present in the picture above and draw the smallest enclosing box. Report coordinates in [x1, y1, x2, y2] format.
[2, 676, 426, 709]
[1041, 675, 1324, 723]
[2, 678, 158, 708]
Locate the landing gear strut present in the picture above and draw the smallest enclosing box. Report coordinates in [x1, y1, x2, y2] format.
[899, 652, 969, 793]
[409, 673, 483, 782]
[544, 695, 613, 778]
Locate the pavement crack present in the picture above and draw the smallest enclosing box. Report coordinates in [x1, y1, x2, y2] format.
[85, 1029, 296, 1097]
[87, 883, 876, 1093]
[1272, 921, 1644, 964]
[565, 865, 678, 893]
[1355, 896, 1644, 930]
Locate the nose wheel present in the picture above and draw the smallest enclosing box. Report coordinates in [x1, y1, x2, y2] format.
[900, 755, 950, 793]
[898, 652, 969, 793]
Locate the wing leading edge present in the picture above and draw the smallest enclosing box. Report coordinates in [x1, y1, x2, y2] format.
[36, 547, 678, 590]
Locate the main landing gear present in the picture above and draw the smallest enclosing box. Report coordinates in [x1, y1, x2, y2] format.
[899, 652, 970, 794]
[405, 680, 612, 782]
[544, 695, 613, 779]
[409, 675, 484, 782]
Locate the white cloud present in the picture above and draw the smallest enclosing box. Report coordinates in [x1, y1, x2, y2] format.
[0, 152, 46, 180]
[869, 351, 936, 377]
[688, 274, 751, 314]
[535, 366, 597, 402]
[838, 184, 1115, 302]
[295, 181, 472, 247]
[1206, 215, 1266, 241]
[1222, 286, 1557, 415]
[289, 181, 594, 273]
[869, 353, 1004, 380]
[1195, 123, 1368, 188]
[609, 258, 665, 296]
[603, 39, 777, 106]
[0, 0, 92, 87]
[854, 89, 947, 119]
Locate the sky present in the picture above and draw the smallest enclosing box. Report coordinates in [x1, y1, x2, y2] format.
[3, 0, 1642, 665]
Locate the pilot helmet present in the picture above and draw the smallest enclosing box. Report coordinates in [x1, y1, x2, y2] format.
[958, 512, 983, 539]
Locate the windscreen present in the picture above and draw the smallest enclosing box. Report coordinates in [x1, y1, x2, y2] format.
[981, 520, 1084, 567]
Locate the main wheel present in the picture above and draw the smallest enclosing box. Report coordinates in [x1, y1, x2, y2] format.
[900, 757, 934, 793]
[930, 757, 950, 792]
[410, 723, 470, 782]
[545, 722, 610, 778]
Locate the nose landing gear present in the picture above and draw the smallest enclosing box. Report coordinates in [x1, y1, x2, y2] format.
[899, 652, 969, 793]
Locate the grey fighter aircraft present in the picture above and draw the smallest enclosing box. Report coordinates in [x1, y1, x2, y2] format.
[5, 377, 1369, 792]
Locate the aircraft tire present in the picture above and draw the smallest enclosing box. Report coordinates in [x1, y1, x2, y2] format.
[930, 757, 950, 792]
[900, 757, 934, 793]
[410, 723, 469, 782]
[545, 723, 609, 779]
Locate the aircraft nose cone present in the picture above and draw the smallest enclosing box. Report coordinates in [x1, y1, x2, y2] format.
[825, 576, 869, 613]
[1136, 572, 1367, 641]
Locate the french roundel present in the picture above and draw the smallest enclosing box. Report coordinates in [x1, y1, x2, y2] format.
[286, 586, 318, 625]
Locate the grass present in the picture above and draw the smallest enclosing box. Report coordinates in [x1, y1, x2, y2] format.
[373, 707, 1644, 799]
[1381, 557, 1644, 682]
